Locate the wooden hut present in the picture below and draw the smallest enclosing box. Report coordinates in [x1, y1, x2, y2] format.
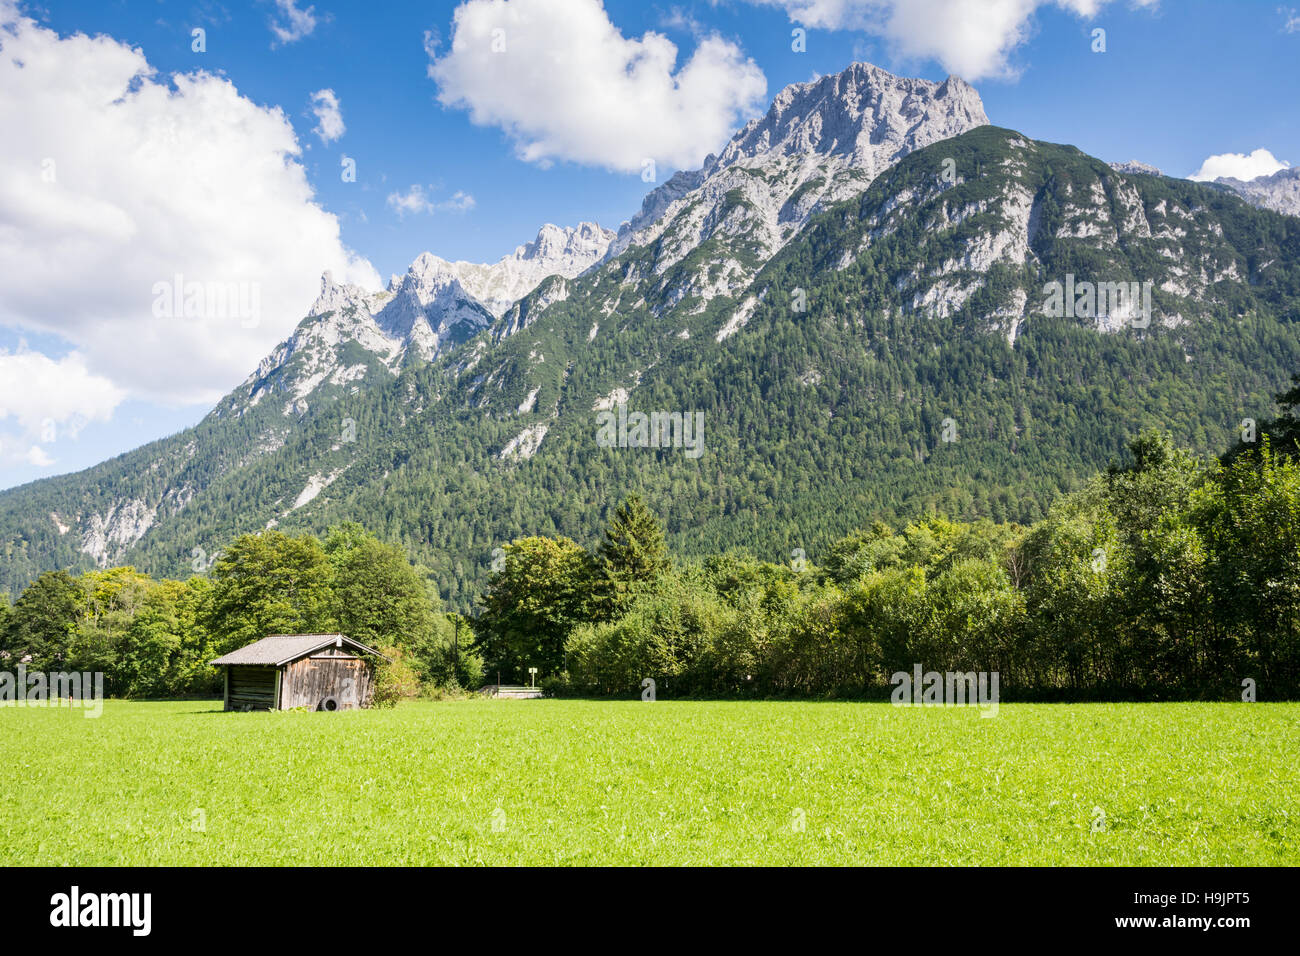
[211, 634, 387, 712]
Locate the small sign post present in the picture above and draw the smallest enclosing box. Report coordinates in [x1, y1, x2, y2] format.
[528, 667, 538, 688]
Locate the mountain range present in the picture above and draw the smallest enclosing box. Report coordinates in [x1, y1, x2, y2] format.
[3, 61, 1299, 605]
[1110, 160, 1300, 218]
[1212, 166, 1300, 218]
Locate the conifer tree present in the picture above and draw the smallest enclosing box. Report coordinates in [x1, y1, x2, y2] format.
[1225, 374, 1300, 463]
[592, 494, 669, 619]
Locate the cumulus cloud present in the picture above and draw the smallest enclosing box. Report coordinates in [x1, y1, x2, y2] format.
[743, 0, 1156, 81]
[1189, 148, 1291, 182]
[0, 346, 125, 467]
[427, 0, 767, 172]
[0, 346, 124, 434]
[270, 0, 318, 46]
[1283, 7, 1300, 33]
[310, 88, 345, 143]
[22, 445, 53, 467]
[386, 186, 476, 217]
[0, 5, 378, 408]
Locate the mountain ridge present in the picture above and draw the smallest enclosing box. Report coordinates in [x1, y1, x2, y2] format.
[1215, 166, 1300, 217]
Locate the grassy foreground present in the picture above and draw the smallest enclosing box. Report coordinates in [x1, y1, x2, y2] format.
[3, 699, 1296, 865]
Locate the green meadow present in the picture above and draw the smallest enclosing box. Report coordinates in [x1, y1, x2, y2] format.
[3, 699, 1296, 866]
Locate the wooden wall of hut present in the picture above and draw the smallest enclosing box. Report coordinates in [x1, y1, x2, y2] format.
[280, 648, 374, 710]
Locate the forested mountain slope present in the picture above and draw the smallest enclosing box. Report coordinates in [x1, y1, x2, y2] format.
[3, 93, 1300, 608]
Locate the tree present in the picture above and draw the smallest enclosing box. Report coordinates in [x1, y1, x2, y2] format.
[1103, 432, 1215, 691]
[823, 521, 901, 585]
[324, 524, 459, 685]
[1017, 486, 1123, 691]
[921, 557, 1025, 678]
[204, 531, 335, 654]
[116, 577, 219, 698]
[592, 494, 669, 619]
[474, 536, 593, 680]
[1225, 374, 1300, 463]
[440, 612, 484, 689]
[1198, 443, 1300, 690]
[1, 570, 84, 671]
[567, 574, 731, 696]
[325, 525, 435, 650]
[69, 567, 156, 694]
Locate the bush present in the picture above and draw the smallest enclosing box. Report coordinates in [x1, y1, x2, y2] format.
[567, 575, 732, 696]
[539, 673, 572, 698]
[370, 645, 419, 708]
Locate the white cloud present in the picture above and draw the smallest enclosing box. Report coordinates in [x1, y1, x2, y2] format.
[310, 88, 345, 143]
[661, 7, 707, 36]
[440, 190, 476, 212]
[0, 346, 123, 433]
[270, 0, 318, 46]
[428, 0, 767, 172]
[743, 0, 1157, 81]
[1189, 148, 1291, 182]
[0, 5, 379, 408]
[1282, 7, 1300, 33]
[441, 188, 478, 210]
[0, 346, 125, 468]
[388, 185, 435, 216]
[386, 186, 476, 217]
[23, 445, 53, 467]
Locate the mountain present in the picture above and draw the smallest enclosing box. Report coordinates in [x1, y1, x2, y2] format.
[225, 221, 616, 422]
[599, 63, 988, 314]
[419, 221, 616, 318]
[3, 62, 1300, 606]
[0, 218, 613, 582]
[1108, 160, 1163, 176]
[1104, 162, 1300, 220]
[1215, 167, 1300, 217]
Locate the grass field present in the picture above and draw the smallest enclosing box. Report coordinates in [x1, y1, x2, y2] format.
[3, 699, 1296, 865]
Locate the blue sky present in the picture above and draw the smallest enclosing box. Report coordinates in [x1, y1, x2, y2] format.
[1, 0, 1298, 490]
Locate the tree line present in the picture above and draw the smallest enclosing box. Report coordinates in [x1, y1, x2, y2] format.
[0, 523, 481, 699]
[474, 427, 1300, 700]
[3, 421, 1298, 701]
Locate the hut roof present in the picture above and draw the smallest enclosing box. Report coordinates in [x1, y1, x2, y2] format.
[210, 634, 388, 667]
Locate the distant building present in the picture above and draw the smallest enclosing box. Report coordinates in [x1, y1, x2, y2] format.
[211, 634, 387, 712]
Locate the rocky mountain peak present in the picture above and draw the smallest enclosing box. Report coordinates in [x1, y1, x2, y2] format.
[1109, 159, 1163, 177]
[378, 254, 489, 348]
[517, 221, 615, 265]
[603, 60, 990, 305]
[717, 62, 987, 172]
[1215, 166, 1300, 217]
[232, 60, 1002, 437]
[403, 252, 460, 292]
[309, 269, 385, 318]
[246, 219, 614, 421]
